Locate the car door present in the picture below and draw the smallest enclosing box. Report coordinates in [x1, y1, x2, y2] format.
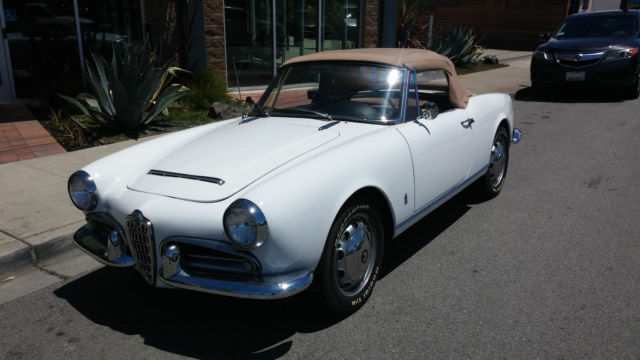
[395, 69, 473, 211]
[396, 109, 473, 211]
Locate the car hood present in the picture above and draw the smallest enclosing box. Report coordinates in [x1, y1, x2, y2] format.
[544, 36, 637, 52]
[128, 118, 340, 202]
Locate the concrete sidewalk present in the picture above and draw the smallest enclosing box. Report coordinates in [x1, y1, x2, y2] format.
[0, 50, 532, 278]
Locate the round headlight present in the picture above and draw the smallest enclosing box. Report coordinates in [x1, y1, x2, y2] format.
[68, 170, 98, 211]
[223, 199, 268, 250]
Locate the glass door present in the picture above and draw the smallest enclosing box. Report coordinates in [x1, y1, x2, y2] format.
[0, 0, 16, 103]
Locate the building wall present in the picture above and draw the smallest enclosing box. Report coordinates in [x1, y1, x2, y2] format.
[203, 0, 227, 74]
[363, 0, 380, 48]
[425, 0, 572, 50]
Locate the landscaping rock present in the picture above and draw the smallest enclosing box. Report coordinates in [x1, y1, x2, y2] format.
[209, 101, 244, 119]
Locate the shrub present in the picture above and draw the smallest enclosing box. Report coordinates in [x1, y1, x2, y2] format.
[182, 68, 229, 110]
[59, 41, 189, 139]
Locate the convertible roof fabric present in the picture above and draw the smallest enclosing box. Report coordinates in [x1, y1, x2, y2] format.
[282, 48, 471, 109]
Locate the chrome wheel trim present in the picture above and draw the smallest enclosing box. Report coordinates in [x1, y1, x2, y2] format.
[488, 138, 506, 188]
[333, 213, 377, 297]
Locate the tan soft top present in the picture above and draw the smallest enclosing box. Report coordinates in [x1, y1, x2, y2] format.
[282, 48, 470, 109]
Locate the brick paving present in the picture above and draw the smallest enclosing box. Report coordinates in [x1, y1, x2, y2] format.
[0, 104, 66, 164]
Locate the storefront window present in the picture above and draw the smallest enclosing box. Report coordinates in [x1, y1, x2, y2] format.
[322, 0, 359, 51]
[77, 0, 144, 58]
[225, 0, 360, 87]
[3, 0, 78, 98]
[276, 0, 318, 65]
[225, 0, 275, 87]
[2, 0, 143, 99]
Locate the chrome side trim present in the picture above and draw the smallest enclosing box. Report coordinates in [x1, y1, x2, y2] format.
[148, 169, 225, 186]
[512, 128, 522, 144]
[159, 269, 313, 300]
[396, 164, 489, 230]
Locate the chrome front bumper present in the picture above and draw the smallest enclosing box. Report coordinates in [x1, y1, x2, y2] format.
[73, 213, 313, 299]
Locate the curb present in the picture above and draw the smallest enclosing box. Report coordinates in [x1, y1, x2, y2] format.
[0, 233, 75, 276]
[500, 54, 533, 63]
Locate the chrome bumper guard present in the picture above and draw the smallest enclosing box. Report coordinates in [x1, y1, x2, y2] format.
[512, 128, 522, 144]
[73, 213, 134, 267]
[159, 237, 313, 299]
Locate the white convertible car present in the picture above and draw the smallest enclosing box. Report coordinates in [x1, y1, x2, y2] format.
[69, 48, 521, 315]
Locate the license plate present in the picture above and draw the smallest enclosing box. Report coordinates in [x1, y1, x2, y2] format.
[565, 71, 585, 81]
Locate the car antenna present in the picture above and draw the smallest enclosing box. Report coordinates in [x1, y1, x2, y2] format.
[232, 56, 245, 118]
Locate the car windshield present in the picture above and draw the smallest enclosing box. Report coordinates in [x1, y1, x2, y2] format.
[254, 62, 406, 124]
[555, 14, 638, 39]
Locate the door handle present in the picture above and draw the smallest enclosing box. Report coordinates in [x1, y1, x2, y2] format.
[460, 118, 475, 127]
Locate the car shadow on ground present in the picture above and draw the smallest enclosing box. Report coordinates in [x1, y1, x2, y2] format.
[380, 189, 474, 279]
[54, 189, 480, 358]
[514, 86, 628, 103]
[54, 266, 336, 359]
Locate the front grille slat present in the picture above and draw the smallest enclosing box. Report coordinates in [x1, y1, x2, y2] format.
[125, 211, 156, 284]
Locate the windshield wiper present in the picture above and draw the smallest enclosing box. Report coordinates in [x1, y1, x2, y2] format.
[272, 107, 333, 121]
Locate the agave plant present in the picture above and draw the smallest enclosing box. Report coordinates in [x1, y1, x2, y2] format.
[60, 41, 189, 139]
[429, 26, 484, 66]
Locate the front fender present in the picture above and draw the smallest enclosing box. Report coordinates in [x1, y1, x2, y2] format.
[242, 126, 414, 273]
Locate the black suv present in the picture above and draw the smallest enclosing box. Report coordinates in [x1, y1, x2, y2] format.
[530, 10, 640, 99]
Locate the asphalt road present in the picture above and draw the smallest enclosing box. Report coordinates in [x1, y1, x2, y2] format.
[1, 89, 639, 359]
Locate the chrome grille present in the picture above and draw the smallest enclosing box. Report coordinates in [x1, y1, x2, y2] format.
[125, 211, 156, 284]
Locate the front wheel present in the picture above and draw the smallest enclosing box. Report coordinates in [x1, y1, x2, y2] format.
[318, 198, 384, 316]
[625, 72, 640, 100]
[474, 127, 510, 200]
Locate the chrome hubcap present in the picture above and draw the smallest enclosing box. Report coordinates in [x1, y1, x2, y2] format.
[488, 140, 506, 188]
[334, 214, 376, 296]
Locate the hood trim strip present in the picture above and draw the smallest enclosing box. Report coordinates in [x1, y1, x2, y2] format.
[148, 169, 225, 185]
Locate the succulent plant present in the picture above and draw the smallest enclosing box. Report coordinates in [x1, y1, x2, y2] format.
[429, 26, 484, 66]
[60, 41, 189, 139]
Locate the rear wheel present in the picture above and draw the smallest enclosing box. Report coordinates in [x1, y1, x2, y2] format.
[475, 127, 510, 200]
[318, 197, 384, 316]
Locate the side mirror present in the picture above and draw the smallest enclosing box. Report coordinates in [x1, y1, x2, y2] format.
[539, 32, 551, 41]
